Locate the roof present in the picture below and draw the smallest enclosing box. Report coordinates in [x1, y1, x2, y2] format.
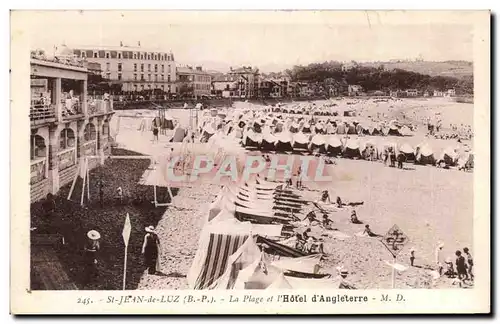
[176, 66, 211, 75]
[230, 66, 259, 74]
[213, 74, 238, 82]
[74, 44, 173, 54]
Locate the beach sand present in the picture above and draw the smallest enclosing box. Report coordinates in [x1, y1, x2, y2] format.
[112, 97, 474, 290]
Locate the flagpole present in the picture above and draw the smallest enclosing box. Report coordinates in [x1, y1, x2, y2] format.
[122, 244, 128, 290]
[391, 255, 396, 289]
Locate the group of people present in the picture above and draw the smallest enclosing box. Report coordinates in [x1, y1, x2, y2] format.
[81, 225, 162, 287]
[435, 243, 474, 285]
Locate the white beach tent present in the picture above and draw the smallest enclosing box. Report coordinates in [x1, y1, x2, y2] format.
[188, 207, 283, 289]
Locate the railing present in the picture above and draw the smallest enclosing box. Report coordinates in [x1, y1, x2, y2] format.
[30, 157, 47, 184]
[30, 102, 56, 123]
[88, 99, 113, 115]
[57, 147, 77, 171]
[61, 98, 83, 119]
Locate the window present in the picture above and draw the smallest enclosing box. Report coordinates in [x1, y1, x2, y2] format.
[168, 65, 171, 73]
[133, 53, 137, 59]
[154, 64, 158, 72]
[134, 63, 137, 72]
[106, 72, 111, 79]
[106, 62, 110, 71]
[93, 52, 98, 58]
[105, 52, 110, 59]
[148, 74, 151, 81]
[167, 75, 171, 82]
[155, 74, 158, 81]
[148, 64, 151, 72]
[161, 85, 164, 90]
[161, 74, 164, 81]
[118, 73, 122, 80]
[160, 55, 163, 60]
[168, 85, 171, 92]
[118, 52, 122, 59]
[134, 74, 137, 81]
[147, 54, 151, 60]
[141, 74, 144, 81]
[161, 65, 164, 73]
[141, 85, 144, 90]
[154, 54, 157, 60]
[140, 64, 144, 72]
[118, 63, 122, 72]
[81, 51, 86, 58]
[140, 53, 144, 60]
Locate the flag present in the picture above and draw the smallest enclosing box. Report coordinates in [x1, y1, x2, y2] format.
[122, 213, 131, 247]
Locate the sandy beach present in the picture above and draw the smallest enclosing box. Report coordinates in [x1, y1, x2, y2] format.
[104, 97, 475, 290]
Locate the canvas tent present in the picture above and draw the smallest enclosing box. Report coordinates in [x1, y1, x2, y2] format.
[415, 143, 435, 165]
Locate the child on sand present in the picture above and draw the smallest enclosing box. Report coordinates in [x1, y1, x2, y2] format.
[463, 247, 474, 281]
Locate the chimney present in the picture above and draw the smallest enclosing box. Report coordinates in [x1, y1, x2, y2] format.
[120, 41, 123, 47]
[230, 67, 233, 72]
[196, 66, 202, 71]
[138, 41, 141, 47]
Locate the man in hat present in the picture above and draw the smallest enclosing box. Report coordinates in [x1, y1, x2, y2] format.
[435, 242, 444, 276]
[142, 226, 161, 275]
[409, 248, 416, 267]
[350, 210, 362, 224]
[455, 250, 468, 282]
[83, 230, 101, 287]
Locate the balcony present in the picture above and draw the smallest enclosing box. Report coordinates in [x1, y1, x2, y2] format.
[88, 97, 113, 116]
[61, 98, 84, 121]
[30, 102, 56, 126]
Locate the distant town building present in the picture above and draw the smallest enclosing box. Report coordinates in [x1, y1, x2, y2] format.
[446, 88, 456, 97]
[406, 89, 418, 97]
[227, 66, 260, 99]
[259, 77, 289, 98]
[72, 42, 176, 93]
[176, 66, 212, 98]
[390, 90, 406, 98]
[348, 85, 363, 96]
[211, 74, 239, 98]
[341, 61, 358, 72]
[433, 90, 445, 97]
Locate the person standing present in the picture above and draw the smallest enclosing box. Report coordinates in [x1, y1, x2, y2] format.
[153, 126, 159, 143]
[142, 226, 161, 275]
[409, 248, 416, 267]
[435, 242, 444, 276]
[455, 250, 468, 282]
[83, 230, 101, 287]
[463, 247, 474, 281]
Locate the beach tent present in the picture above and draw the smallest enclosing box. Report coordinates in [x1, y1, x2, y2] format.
[438, 147, 460, 166]
[326, 136, 342, 156]
[361, 139, 378, 160]
[336, 122, 346, 135]
[289, 122, 300, 133]
[346, 123, 357, 135]
[292, 132, 310, 151]
[261, 132, 277, 151]
[271, 254, 322, 275]
[243, 129, 263, 148]
[355, 124, 364, 135]
[400, 125, 412, 136]
[187, 212, 282, 289]
[170, 126, 187, 142]
[325, 123, 336, 134]
[275, 132, 293, 152]
[369, 125, 382, 136]
[309, 134, 327, 153]
[302, 123, 312, 134]
[398, 143, 416, 162]
[201, 124, 216, 142]
[208, 237, 263, 289]
[343, 138, 362, 159]
[314, 124, 325, 134]
[415, 143, 435, 165]
[266, 273, 293, 289]
[239, 254, 283, 289]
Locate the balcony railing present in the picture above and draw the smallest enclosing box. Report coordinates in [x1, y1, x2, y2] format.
[30, 102, 56, 123]
[88, 99, 113, 116]
[61, 98, 83, 120]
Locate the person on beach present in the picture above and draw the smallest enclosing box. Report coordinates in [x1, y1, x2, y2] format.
[455, 250, 468, 282]
[296, 166, 303, 189]
[320, 190, 331, 204]
[362, 225, 380, 237]
[463, 247, 474, 281]
[444, 257, 456, 278]
[305, 211, 319, 225]
[153, 126, 159, 143]
[409, 248, 415, 267]
[142, 226, 161, 275]
[322, 214, 335, 230]
[350, 210, 362, 224]
[435, 242, 444, 276]
[336, 196, 344, 208]
[116, 187, 123, 205]
[42, 193, 56, 219]
[83, 230, 101, 286]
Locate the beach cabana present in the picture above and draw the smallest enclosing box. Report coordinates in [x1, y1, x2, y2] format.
[398, 143, 415, 162]
[292, 132, 310, 151]
[415, 143, 436, 165]
[309, 134, 327, 153]
[343, 138, 362, 159]
[326, 136, 342, 156]
[275, 132, 293, 152]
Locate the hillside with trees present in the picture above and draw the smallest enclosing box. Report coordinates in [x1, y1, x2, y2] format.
[284, 61, 473, 95]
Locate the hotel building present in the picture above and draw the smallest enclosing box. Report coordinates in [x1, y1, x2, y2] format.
[71, 43, 177, 93]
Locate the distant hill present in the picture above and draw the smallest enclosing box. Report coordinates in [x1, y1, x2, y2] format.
[360, 61, 473, 79]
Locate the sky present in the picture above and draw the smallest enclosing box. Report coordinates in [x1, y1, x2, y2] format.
[17, 10, 474, 72]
